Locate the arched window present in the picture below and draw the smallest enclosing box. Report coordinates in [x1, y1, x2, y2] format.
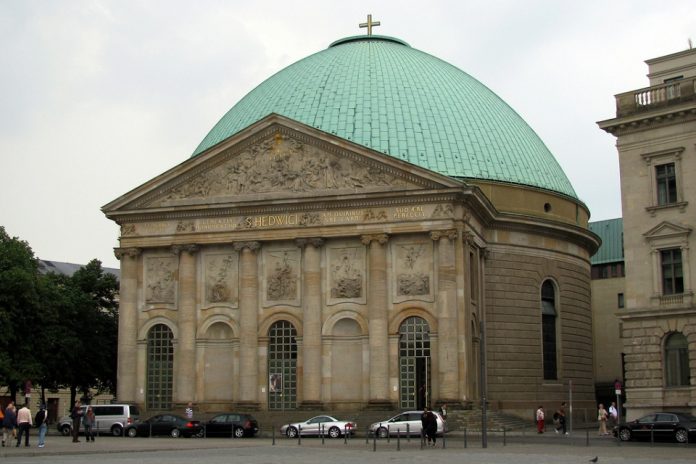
[665, 332, 690, 387]
[541, 280, 557, 380]
[146, 324, 174, 410]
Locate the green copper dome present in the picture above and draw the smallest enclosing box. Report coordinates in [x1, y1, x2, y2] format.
[193, 35, 577, 198]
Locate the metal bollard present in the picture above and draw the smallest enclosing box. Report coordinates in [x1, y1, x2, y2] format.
[373, 429, 377, 452]
[149, 422, 152, 438]
[321, 424, 325, 445]
[272, 425, 276, 445]
[464, 427, 467, 448]
[344, 425, 347, 445]
[298, 425, 302, 446]
[442, 423, 446, 449]
[650, 426, 654, 446]
[503, 427, 506, 446]
[586, 429, 589, 447]
[387, 425, 390, 444]
[407, 423, 410, 442]
[397, 428, 400, 451]
[365, 428, 369, 444]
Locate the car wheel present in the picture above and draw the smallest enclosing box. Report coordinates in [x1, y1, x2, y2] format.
[127, 428, 137, 438]
[234, 427, 245, 438]
[618, 428, 631, 442]
[378, 427, 389, 439]
[170, 428, 181, 438]
[60, 424, 72, 436]
[328, 426, 341, 439]
[675, 428, 688, 443]
[286, 427, 298, 438]
[111, 425, 123, 437]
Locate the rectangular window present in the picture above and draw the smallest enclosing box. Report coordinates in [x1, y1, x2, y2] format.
[661, 249, 684, 295]
[618, 293, 624, 308]
[656, 163, 677, 205]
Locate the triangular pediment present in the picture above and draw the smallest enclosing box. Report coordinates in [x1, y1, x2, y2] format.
[643, 221, 692, 239]
[104, 115, 462, 213]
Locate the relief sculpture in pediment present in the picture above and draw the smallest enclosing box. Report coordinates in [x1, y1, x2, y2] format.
[159, 134, 410, 203]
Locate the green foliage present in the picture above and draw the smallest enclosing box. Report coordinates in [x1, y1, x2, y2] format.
[0, 226, 119, 400]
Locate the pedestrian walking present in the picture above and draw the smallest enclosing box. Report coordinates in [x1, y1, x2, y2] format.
[35, 404, 48, 448]
[15, 403, 32, 447]
[71, 400, 83, 443]
[83, 406, 96, 442]
[536, 406, 545, 434]
[597, 403, 609, 436]
[2, 402, 16, 447]
[421, 407, 438, 446]
[185, 402, 194, 420]
[554, 402, 567, 435]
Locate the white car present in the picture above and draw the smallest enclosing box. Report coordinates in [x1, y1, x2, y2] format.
[368, 410, 445, 438]
[280, 415, 356, 438]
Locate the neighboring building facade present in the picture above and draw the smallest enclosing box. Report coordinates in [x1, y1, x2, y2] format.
[589, 218, 625, 407]
[104, 32, 599, 418]
[598, 48, 696, 419]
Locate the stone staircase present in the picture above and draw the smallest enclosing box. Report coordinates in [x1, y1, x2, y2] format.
[445, 408, 532, 432]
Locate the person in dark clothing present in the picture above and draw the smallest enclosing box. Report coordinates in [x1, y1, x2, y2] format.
[71, 401, 83, 443]
[421, 407, 438, 446]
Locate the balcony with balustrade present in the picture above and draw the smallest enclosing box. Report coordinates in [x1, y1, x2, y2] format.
[615, 77, 696, 117]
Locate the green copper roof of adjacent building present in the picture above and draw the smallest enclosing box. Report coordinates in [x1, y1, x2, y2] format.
[193, 35, 578, 198]
[589, 218, 623, 265]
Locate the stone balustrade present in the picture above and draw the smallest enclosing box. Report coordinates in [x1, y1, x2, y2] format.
[615, 76, 696, 117]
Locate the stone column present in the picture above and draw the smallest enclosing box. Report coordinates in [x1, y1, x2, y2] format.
[361, 233, 391, 407]
[296, 238, 324, 408]
[114, 247, 141, 403]
[172, 244, 198, 405]
[431, 230, 459, 404]
[234, 241, 260, 408]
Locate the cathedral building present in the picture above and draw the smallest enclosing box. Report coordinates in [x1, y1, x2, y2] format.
[103, 24, 599, 419]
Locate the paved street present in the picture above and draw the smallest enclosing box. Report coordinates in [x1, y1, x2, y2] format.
[1, 434, 695, 464]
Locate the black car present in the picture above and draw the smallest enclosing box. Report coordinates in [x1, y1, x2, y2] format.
[125, 414, 202, 438]
[614, 412, 696, 443]
[202, 413, 259, 438]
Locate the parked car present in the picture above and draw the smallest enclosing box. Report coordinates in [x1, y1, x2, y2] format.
[280, 415, 356, 438]
[201, 413, 259, 438]
[368, 410, 446, 438]
[613, 412, 696, 443]
[57, 404, 140, 437]
[124, 414, 202, 438]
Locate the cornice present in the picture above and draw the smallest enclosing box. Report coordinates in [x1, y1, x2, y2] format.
[598, 104, 696, 136]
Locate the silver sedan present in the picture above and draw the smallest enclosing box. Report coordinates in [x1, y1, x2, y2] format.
[280, 415, 356, 438]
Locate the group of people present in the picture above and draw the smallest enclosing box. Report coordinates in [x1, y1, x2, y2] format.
[597, 402, 618, 436]
[70, 400, 96, 443]
[420, 404, 447, 447]
[1, 401, 49, 448]
[535, 401, 619, 436]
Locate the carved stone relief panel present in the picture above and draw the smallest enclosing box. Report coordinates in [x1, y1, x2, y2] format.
[145, 255, 178, 306]
[203, 252, 238, 307]
[151, 133, 417, 206]
[392, 240, 434, 303]
[263, 247, 301, 307]
[327, 245, 366, 306]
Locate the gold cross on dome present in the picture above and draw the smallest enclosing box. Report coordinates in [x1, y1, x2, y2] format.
[359, 14, 381, 36]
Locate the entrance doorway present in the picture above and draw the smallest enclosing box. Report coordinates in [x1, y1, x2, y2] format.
[267, 320, 297, 410]
[398, 316, 431, 409]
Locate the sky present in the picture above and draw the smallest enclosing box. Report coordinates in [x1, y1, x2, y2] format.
[1, 0, 694, 269]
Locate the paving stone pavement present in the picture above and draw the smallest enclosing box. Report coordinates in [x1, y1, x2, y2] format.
[1, 433, 695, 464]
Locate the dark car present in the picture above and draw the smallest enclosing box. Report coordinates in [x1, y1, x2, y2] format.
[614, 412, 696, 443]
[202, 413, 259, 438]
[125, 414, 202, 438]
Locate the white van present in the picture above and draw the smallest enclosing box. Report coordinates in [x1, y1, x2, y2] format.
[57, 404, 141, 437]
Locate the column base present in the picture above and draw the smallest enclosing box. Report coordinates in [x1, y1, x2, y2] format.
[365, 399, 396, 410]
[298, 401, 324, 410]
[234, 401, 261, 411]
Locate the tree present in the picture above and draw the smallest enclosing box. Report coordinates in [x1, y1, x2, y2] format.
[0, 226, 42, 401]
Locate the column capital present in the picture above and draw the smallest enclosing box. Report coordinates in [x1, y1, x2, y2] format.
[114, 247, 141, 260]
[295, 238, 324, 249]
[361, 233, 389, 246]
[430, 229, 458, 242]
[234, 241, 261, 253]
[171, 244, 199, 255]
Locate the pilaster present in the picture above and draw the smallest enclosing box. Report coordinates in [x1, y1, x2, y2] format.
[172, 244, 198, 404]
[114, 247, 141, 403]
